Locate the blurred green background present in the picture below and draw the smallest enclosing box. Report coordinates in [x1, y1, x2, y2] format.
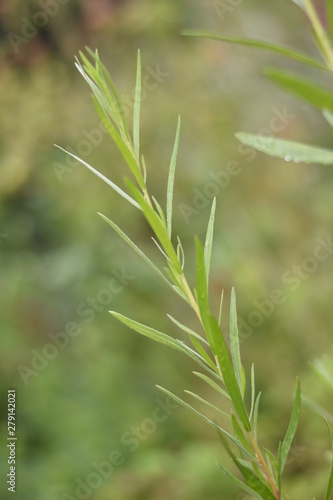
[1, 0, 333, 498]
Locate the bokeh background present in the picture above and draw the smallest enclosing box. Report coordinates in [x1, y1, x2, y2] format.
[1, 0, 333, 498]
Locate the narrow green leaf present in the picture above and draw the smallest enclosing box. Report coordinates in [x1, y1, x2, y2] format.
[216, 462, 263, 499]
[167, 260, 182, 282]
[88, 50, 130, 141]
[172, 285, 188, 301]
[167, 314, 218, 373]
[76, 52, 145, 189]
[193, 371, 230, 398]
[156, 386, 251, 456]
[141, 155, 147, 183]
[176, 236, 185, 270]
[167, 116, 181, 239]
[97, 213, 174, 290]
[111, 312, 216, 377]
[264, 448, 278, 481]
[127, 179, 182, 273]
[277, 442, 282, 494]
[229, 287, 242, 391]
[218, 289, 224, 327]
[54, 146, 140, 209]
[163, 266, 182, 288]
[239, 459, 267, 485]
[182, 31, 326, 70]
[303, 1, 333, 69]
[152, 238, 170, 261]
[184, 390, 230, 418]
[76, 55, 122, 132]
[179, 343, 224, 378]
[217, 428, 235, 457]
[325, 419, 333, 500]
[204, 197, 216, 287]
[233, 459, 276, 500]
[279, 378, 301, 473]
[76, 55, 129, 144]
[167, 314, 209, 346]
[152, 196, 168, 228]
[323, 109, 333, 127]
[195, 242, 244, 422]
[209, 315, 251, 431]
[264, 68, 333, 110]
[189, 336, 219, 372]
[218, 435, 273, 498]
[110, 312, 189, 354]
[249, 364, 256, 421]
[236, 458, 257, 474]
[253, 392, 262, 442]
[185, 356, 224, 378]
[236, 133, 333, 165]
[220, 433, 259, 481]
[328, 0, 333, 40]
[81, 49, 133, 144]
[133, 50, 141, 161]
[176, 340, 218, 378]
[231, 414, 254, 456]
[241, 365, 246, 397]
[91, 87, 120, 136]
[195, 237, 216, 350]
[312, 30, 328, 66]
[92, 96, 145, 189]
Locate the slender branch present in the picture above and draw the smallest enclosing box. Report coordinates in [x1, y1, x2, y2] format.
[179, 273, 202, 323]
[143, 187, 153, 208]
[248, 432, 279, 499]
[303, 0, 333, 71]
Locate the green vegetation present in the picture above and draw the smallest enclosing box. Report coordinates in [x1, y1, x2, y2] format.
[57, 1, 333, 497]
[2, 1, 333, 498]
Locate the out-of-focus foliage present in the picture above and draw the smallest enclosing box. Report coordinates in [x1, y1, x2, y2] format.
[1, 1, 333, 499]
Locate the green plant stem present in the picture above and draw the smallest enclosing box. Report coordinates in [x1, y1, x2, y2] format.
[143, 184, 204, 332]
[143, 187, 153, 207]
[248, 432, 279, 499]
[180, 273, 202, 322]
[304, 0, 333, 71]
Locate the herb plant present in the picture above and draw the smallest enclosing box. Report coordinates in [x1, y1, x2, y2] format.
[184, 1, 333, 165]
[57, 1, 333, 497]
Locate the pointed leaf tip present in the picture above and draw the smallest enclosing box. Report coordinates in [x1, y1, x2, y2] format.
[133, 49, 142, 161]
[166, 116, 181, 239]
[279, 378, 301, 474]
[204, 197, 216, 287]
[229, 287, 242, 392]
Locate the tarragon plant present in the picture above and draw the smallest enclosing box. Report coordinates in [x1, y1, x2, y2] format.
[184, 0, 333, 165]
[57, 1, 333, 498]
